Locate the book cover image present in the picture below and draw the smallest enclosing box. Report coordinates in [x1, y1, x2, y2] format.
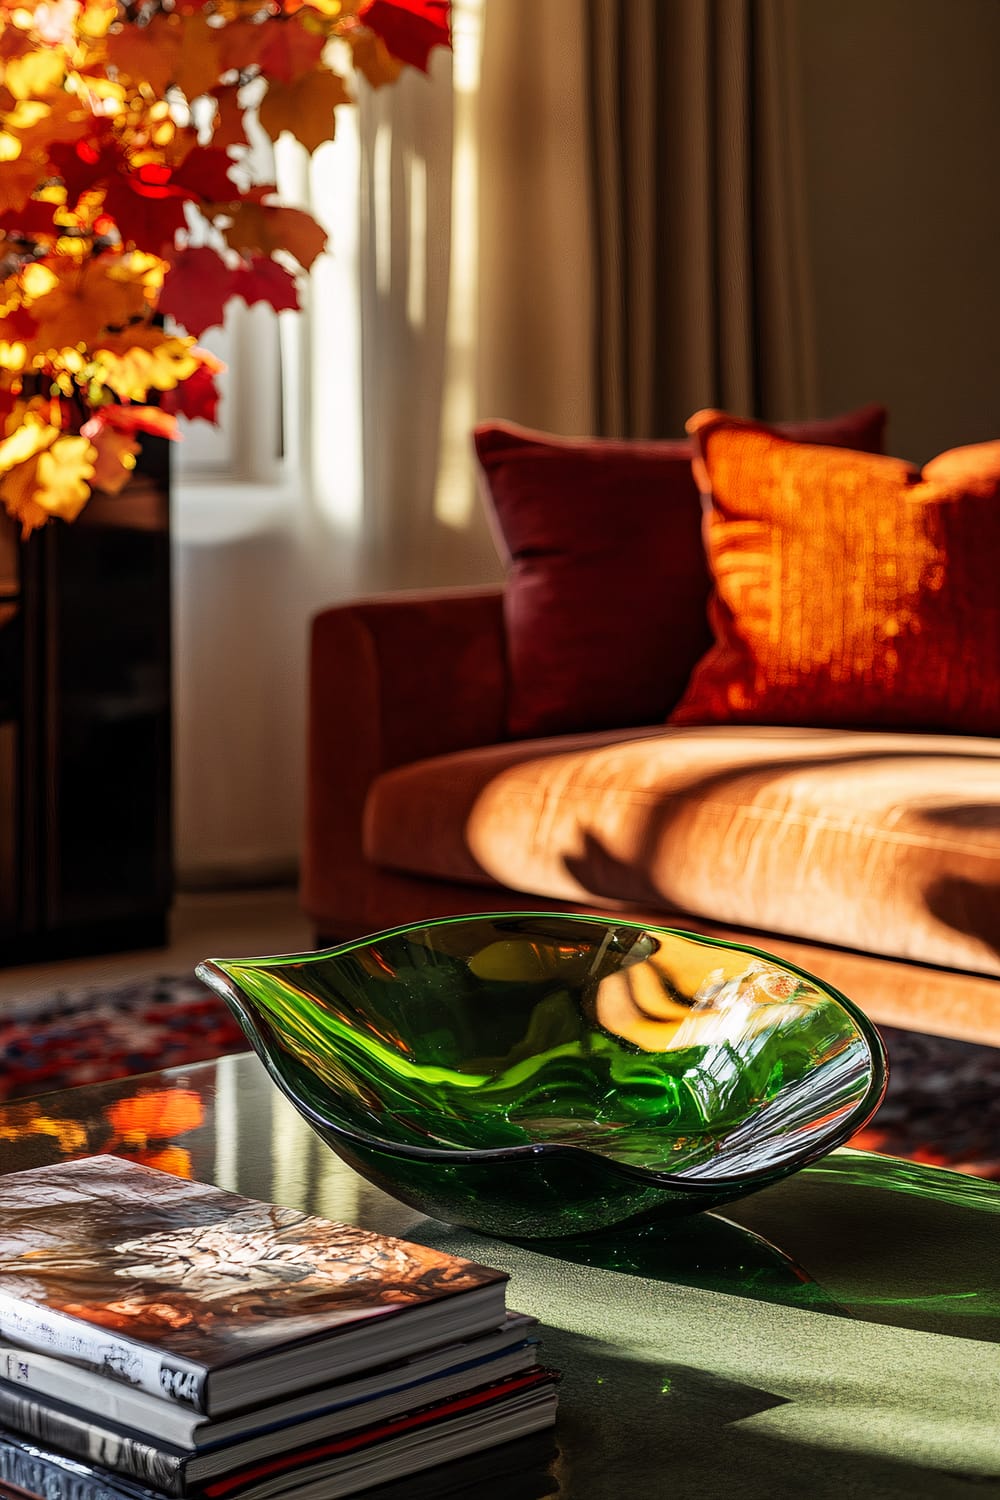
[0, 1158, 504, 1379]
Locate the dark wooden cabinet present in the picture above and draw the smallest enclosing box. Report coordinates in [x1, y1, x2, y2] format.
[0, 441, 172, 964]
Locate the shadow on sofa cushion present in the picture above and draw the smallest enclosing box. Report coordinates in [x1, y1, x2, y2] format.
[365, 725, 1000, 980]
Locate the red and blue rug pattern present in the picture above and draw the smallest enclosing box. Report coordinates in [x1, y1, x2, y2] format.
[1, 977, 998, 1179]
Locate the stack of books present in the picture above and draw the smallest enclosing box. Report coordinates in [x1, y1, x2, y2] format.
[0, 1157, 558, 1500]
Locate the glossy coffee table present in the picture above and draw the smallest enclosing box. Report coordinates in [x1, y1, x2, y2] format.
[1, 1054, 998, 1499]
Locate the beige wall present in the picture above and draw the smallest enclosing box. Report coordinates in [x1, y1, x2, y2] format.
[794, 0, 1000, 464]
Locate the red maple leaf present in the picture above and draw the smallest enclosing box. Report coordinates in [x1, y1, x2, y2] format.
[101, 176, 189, 254]
[357, 0, 451, 71]
[158, 246, 239, 337]
[82, 405, 182, 441]
[49, 130, 120, 206]
[161, 364, 222, 424]
[232, 256, 300, 314]
[2, 305, 38, 342]
[0, 201, 59, 239]
[255, 16, 326, 83]
[169, 147, 239, 205]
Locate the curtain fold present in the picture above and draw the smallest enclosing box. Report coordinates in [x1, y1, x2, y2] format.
[478, 0, 819, 442]
[585, 0, 819, 436]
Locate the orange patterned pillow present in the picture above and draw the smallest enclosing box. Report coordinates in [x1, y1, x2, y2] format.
[671, 411, 1000, 733]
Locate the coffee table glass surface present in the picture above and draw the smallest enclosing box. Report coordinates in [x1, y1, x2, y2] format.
[1, 1054, 998, 1500]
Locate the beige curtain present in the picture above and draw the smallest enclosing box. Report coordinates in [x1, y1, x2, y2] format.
[476, 0, 598, 435]
[477, 0, 819, 440]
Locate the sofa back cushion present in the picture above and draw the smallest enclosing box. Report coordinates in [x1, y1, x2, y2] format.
[475, 406, 887, 739]
[672, 412, 1000, 734]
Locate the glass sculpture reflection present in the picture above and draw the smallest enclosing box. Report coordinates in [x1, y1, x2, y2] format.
[197, 914, 886, 1238]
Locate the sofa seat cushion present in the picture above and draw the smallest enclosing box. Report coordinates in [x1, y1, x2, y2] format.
[365, 726, 1000, 979]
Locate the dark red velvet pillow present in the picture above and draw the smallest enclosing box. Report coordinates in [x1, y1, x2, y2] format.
[475, 407, 888, 739]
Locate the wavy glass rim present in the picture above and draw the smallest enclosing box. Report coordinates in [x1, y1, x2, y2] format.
[199, 911, 889, 1196]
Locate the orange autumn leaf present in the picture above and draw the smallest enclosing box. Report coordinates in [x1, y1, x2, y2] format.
[224, 197, 328, 269]
[170, 13, 225, 102]
[86, 424, 141, 493]
[0, 26, 36, 66]
[259, 68, 351, 153]
[0, 157, 42, 214]
[3, 91, 95, 160]
[348, 28, 404, 88]
[103, 14, 183, 96]
[208, 85, 250, 152]
[215, 18, 270, 75]
[19, 255, 153, 355]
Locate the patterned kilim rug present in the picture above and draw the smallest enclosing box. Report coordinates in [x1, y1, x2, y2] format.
[1, 976, 998, 1179]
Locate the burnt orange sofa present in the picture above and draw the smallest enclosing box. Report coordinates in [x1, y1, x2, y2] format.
[301, 580, 1000, 1049]
[301, 416, 1000, 1048]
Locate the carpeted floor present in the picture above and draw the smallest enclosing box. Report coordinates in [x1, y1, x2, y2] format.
[1, 976, 998, 1179]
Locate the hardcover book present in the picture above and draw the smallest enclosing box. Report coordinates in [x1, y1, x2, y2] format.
[0, 1369, 558, 1497]
[0, 1158, 508, 1417]
[0, 1313, 538, 1450]
[0, 1424, 560, 1500]
[0, 1319, 541, 1491]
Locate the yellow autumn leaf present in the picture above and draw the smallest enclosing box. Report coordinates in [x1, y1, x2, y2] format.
[76, 0, 117, 39]
[0, 411, 59, 477]
[258, 69, 351, 153]
[109, 252, 168, 293]
[0, 434, 97, 534]
[21, 264, 59, 300]
[92, 335, 200, 402]
[3, 48, 67, 102]
[0, 460, 52, 536]
[36, 434, 97, 517]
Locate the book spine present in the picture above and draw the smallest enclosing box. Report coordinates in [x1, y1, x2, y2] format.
[0, 1348, 200, 1449]
[0, 1292, 208, 1411]
[0, 1432, 163, 1500]
[0, 1386, 187, 1496]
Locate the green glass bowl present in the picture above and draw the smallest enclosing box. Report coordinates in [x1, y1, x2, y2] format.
[196, 913, 887, 1238]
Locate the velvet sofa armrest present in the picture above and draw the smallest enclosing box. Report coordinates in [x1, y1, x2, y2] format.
[301, 585, 507, 931]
